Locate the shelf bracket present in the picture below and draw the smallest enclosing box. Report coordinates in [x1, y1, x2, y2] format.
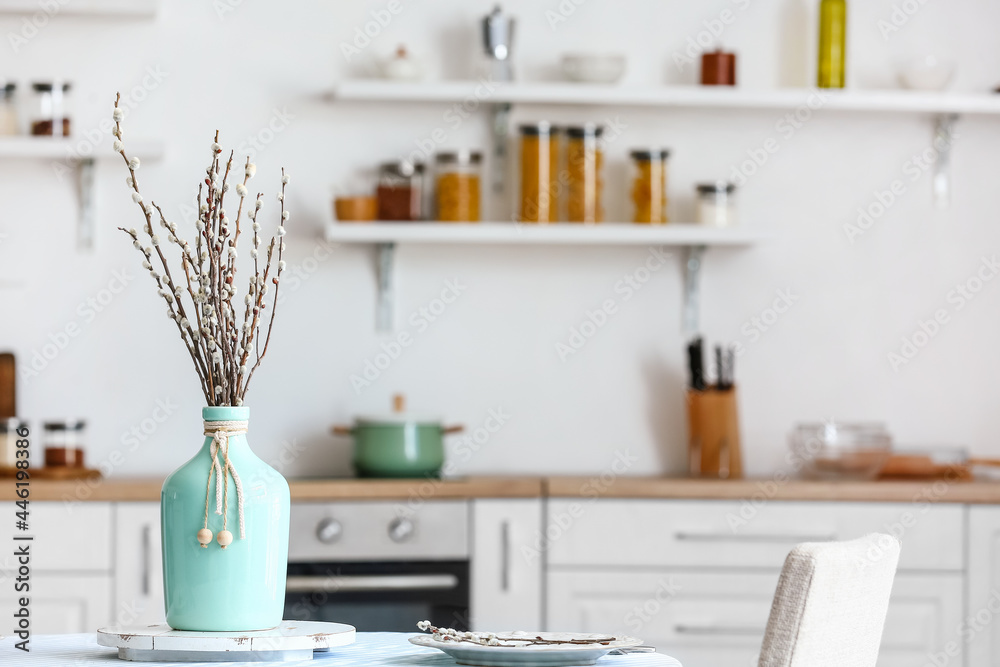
[682, 245, 705, 336]
[375, 242, 396, 332]
[932, 113, 958, 209]
[77, 157, 96, 250]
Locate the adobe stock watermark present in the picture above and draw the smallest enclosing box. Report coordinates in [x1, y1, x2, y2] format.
[624, 577, 683, 634]
[349, 279, 468, 394]
[545, 0, 590, 31]
[729, 90, 831, 187]
[236, 107, 295, 162]
[927, 589, 1000, 667]
[888, 255, 1000, 371]
[843, 124, 959, 244]
[339, 0, 404, 61]
[671, 0, 755, 72]
[7, 0, 70, 53]
[53, 65, 170, 182]
[877, 0, 935, 41]
[733, 288, 799, 357]
[20, 268, 135, 383]
[556, 246, 670, 361]
[521, 449, 639, 564]
[398, 78, 500, 168]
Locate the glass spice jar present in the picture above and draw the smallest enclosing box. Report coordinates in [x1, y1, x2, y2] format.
[376, 161, 425, 221]
[0, 82, 18, 136]
[519, 122, 560, 223]
[30, 81, 71, 137]
[435, 150, 482, 222]
[565, 124, 604, 224]
[43, 420, 86, 468]
[695, 182, 738, 227]
[630, 149, 670, 224]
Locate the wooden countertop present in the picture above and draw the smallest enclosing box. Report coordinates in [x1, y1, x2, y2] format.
[545, 476, 1000, 504]
[5, 475, 1000, 503]
[0, 476, 544, 502]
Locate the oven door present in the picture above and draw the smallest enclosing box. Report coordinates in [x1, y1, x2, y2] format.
[283, 560, 470, 632]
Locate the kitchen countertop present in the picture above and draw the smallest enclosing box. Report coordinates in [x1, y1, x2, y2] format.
[4, 475, 1000, 503]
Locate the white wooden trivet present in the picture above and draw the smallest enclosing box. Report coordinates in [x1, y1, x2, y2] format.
[97, 621, 355, 662]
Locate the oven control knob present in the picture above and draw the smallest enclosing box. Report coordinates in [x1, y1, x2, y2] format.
[316, 518, 343, 544]
[388, 517, 415, 543]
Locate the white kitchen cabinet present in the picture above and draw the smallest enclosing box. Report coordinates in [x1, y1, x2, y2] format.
[548, 570, 962, 667]
[546, 499, 964, 571]
[0, 572, 113, 634]
[115, 503, 165, 626]
[969, 508, 1000, 667]
[471, 499, 543, 630]
[0, 501, 113, 571]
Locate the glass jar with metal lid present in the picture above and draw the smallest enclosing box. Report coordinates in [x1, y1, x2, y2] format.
[565, 124, 604, 223]
[629, 149, 670, 224]
[376, 161, 425, 221]
[43, 420, 86, 468]
[695, 182, 738, 227]
[30, 81, 71, 137]
[0, 82, 17, 136]
[519, 122, 560, 223]
[435, 150, 482, 222]
[0, 419, 27, 468]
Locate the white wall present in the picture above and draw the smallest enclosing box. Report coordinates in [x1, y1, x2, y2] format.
[2, 0, 999, 480]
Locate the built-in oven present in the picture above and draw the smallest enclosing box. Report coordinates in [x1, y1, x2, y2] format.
[284, 500, 470, 632]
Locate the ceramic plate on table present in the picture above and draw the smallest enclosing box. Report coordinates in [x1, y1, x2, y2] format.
[409, 631, 644, 667]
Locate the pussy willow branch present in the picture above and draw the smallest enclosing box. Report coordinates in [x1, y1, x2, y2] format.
[112, 91, 289, 406]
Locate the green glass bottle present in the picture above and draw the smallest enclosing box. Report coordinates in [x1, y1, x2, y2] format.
[817, 0, 847, 88]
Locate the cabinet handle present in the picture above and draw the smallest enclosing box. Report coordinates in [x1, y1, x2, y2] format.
[675, 624, 764, 636]
[141, 524, 151, 596]
[500, 520, 510, 592]
[286, 574, 458, 593]
[674, 531, 836, 543]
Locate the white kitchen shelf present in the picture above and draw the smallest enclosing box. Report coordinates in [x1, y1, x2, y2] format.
[327, 222, 762, 333]
[0, 137, 165, 249]
[325, 222, 763, 246]
[332, 80, 1000, 115]
[0, 0, 157, 16]
[0, 137, 164, 159]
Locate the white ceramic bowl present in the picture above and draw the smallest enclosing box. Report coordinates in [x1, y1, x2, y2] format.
[897, 56, 956, 91]
[561, 54, 627, 84]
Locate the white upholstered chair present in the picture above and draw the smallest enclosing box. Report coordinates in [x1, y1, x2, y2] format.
[757, 533, 900, 667]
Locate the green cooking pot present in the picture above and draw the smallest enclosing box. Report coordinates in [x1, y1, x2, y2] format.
[333, 416, 463, 478]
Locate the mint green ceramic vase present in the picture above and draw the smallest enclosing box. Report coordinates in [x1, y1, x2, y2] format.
[161, 406, 289, 631]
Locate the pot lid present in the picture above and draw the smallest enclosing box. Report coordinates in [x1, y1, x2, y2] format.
[354, 394, 443, 426]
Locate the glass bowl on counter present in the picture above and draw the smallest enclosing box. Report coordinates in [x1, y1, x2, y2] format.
[789, 422, 892, 480]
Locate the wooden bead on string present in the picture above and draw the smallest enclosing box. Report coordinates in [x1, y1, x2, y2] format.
[197, 528, 213, 548]
[217, 529, 233, 549]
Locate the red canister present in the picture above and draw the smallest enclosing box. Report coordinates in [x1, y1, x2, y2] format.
[701, 50, 737, 86]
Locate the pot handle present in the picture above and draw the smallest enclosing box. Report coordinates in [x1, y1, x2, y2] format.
[331, 425, 354, 436]
[442, 425, 464, 435]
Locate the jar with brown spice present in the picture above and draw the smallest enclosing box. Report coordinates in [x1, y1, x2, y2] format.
[30, 81, 71, 137]
[376, 161, 425, 221]
[519, 122, 560, 223]
[565, 124, 604, 223]
[435, 151, 482, 222]
[629, 149, 670, 224]
[43, 420, 86, 468]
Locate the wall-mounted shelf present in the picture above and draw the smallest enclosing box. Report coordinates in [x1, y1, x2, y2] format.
[0, 137, 165, 248]
[326, 222, 763, 333]
[331, 80, 1000, 115]
[0, 0, 157, 16]
[324, 221, 764, 246]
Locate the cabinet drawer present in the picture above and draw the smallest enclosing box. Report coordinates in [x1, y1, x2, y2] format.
[0, 502, 112, 571]
[289, 501, 468, 562]
[0, 572, 113, 634]
[546, 499, 962, 571]
[548, 570, 962, 667]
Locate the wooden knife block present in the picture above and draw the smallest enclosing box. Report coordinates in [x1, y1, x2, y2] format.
[687, 387, 742, 479]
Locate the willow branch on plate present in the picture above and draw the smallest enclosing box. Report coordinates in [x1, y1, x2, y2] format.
[111, 91, 290, 406]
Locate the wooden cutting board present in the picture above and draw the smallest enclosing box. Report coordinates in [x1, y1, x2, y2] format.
[0, 353, 15, 419]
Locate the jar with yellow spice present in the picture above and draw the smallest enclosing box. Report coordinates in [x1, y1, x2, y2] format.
[519, 122, 560, 223]
[565, 124, 604, 224]
[435, 150, 482, 222]
[629, 149, 670, 224]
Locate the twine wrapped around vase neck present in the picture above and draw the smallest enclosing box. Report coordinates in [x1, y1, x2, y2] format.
[201, 419, 248, 548]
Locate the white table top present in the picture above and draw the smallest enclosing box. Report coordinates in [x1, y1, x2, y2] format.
[1, 631, 683, 667]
